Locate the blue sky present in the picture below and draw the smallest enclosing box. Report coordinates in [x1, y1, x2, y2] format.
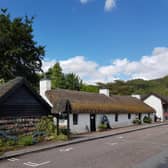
[1, 0, 168, 83]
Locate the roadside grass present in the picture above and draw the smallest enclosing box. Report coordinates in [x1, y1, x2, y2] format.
[0, 133, 67, 156]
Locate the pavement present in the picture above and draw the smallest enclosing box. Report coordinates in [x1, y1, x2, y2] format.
[1, 123, 168, 168]
[0, 122, 167, 161]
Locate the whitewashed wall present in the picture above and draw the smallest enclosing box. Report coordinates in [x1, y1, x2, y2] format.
[69, 114, 90, 133]
[143, 95, 164, 121]
[69, 112, 155, 133]
[96, 114, 137, 129]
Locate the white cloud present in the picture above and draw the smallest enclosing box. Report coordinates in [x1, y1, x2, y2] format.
[104, 0, 116, 11]
[42, 47, 168, 84]
[79, 0, 117, 12]
[80, 0, 89, 4]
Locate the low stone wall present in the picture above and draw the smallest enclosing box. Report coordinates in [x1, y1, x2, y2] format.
[0, 117, 40, 135]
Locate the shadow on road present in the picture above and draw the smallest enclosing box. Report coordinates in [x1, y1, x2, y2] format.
[157, 157, 168, 168]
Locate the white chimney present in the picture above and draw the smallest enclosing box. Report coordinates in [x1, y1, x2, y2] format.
[99, 89, 110, 97]
[40, 79, 52, 106]
[131, 94, 141, 99]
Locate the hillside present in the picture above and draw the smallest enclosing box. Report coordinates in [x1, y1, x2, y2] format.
[96, 75, 168, 96]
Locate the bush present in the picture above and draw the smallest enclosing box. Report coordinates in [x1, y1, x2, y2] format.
[18, 135, 34, 146]
[60, 128, 69, 135]
[6, 139, 17, 146]
[132, 118, 142, 125]
[98, 123, 108, 130]
[143, 116, 152, 123]
[36, 116, 56, 136]
[0, 139, 4, 147]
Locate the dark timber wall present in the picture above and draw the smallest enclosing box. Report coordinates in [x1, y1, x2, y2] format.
[0, 85, 50, 117]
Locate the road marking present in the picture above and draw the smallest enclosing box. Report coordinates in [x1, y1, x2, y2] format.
[23, 161, 50, 167]
[118, 136, 124, 139]
[8, 158, 19, 162]
[59, 147, 73, 152]
[106, 142, 118, 146]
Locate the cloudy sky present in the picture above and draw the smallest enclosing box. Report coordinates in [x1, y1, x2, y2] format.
[2, 0, 168, 84]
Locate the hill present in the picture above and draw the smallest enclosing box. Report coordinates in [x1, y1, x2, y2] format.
[96, 75, 168, 96]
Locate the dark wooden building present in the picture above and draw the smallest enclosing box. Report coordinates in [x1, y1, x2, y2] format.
[0, 77, 51, 134]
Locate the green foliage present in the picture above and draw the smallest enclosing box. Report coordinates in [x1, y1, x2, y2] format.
[132, 118, 142, 125]
[96, 75, 168, 96]
[45, 62, 82, 90]
[18, 135, 34, 146]
[81, 84, 99, 93]
[143, 116, 152, 123]
[36, 116, 56, 136]
[64, 73, 82, 90]
[98, 123, 108, 130]
[6, 139, 17, 146]
[59, 128, 69, 135]
[50, 63, 65, 89]
[0, 79, 4, 86]
[0, 139, 4, 147]
[0, 9, 45, 86]
[56, 134, 68, 141]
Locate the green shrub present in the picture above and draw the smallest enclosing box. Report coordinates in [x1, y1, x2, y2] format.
[56, 134, 68, 141]
[60, 128, 69, 135]
[6, 139, 17, 146]
[98, 123, 108, 130]
[36, 116, 56, 136]
[143, 116, 152, 123]
[0, 139, 4, 147]
[18, 135, 34, 146]
[132, 118, 142, 125]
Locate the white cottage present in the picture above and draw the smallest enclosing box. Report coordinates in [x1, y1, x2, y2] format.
[40, 79, 155, 134]
[140, 93, 168, 122]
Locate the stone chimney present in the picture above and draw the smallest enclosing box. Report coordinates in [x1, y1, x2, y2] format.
[40, 78, 52, 106]
[99, 89, 110, 97]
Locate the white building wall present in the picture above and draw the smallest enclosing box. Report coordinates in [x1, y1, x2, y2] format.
[69, 112, 154, 133]
[143, 95, 163, 121]
[96, 113, 138, 129]
[69, 114, 90, 133]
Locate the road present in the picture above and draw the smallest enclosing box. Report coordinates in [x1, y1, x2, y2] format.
[1, 125, 168, 168]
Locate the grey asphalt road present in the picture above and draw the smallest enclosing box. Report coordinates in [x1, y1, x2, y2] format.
[1, 125, 168, 168]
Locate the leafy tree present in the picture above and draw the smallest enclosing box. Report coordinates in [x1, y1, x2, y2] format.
[65, 73, 82, 91]
[45, 62, 82, 90]
[81, 84, 99, 93]
[49, 63, 65, 89]
[0, 9, 45, 86]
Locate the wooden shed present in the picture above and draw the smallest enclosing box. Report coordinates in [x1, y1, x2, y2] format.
[0, 77, 51, 134]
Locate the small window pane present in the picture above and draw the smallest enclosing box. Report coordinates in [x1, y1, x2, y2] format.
[115, 113, 118, 122]
[73, 114, 78, 125]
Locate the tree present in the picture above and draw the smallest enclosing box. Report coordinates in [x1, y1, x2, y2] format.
[49, 63, 65, 89]
[65, 73, 82, 90]
[81, 84, 99, 93]
[0, 9, 45, 85]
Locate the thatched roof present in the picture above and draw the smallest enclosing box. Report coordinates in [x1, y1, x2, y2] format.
[46, 89, 155, 114]
[51, 99, 71, 114]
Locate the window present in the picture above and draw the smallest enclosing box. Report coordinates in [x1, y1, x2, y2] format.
[138, 113, 141, 120]
[115, 113, 118, 122]
[73, 114, 78, 125]
[148, 113, 150, 118]
[128, 113, 131, 119]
